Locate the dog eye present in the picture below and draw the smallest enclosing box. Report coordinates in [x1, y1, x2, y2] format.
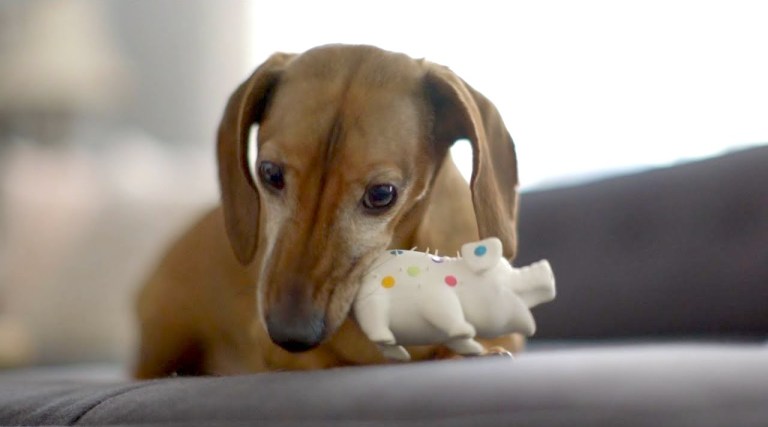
[362, 184, 397, 211]
[258, 161, 285, 190]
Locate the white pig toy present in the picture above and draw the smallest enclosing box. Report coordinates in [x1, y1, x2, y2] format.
[353, 237, 556, 361]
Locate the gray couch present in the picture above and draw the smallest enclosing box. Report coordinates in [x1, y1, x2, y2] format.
[2, 146, 767, 426]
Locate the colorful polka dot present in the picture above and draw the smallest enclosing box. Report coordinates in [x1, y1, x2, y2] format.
[406, 266, 421, 277]
[381, 276, 396, 288]
[474, 245, 487, 256]
[430, 255, 444, 263]
[444, 275, 458, 287]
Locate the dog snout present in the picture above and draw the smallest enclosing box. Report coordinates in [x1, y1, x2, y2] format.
[266, 309, 326, 352]
[265, 280, 327, 352]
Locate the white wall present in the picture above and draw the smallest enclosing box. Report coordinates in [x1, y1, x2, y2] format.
[105, 0, 248, 146]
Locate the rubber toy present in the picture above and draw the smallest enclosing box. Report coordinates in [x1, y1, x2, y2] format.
[353, 237, 556, 361]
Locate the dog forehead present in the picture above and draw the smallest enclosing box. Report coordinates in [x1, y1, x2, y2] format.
[269, 100, 425, 180]
[286, 44, 424, 84]
[260, 50, 429, 161]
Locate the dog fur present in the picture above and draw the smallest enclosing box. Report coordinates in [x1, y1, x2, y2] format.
[134, 45, 520, 378]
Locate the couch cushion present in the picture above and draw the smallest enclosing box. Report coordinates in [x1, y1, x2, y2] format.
[517, 145, 768, 339]
[1, 344, 767, 427]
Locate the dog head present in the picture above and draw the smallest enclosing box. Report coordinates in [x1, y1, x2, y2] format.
[217, 45, 518, 352]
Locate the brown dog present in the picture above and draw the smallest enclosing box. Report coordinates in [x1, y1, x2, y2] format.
[134, 45, 520, 378]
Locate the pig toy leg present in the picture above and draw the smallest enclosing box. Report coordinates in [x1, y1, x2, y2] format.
[353, 297, 398, 346]
[420, 294, 483, 355]
[377, 344, 412, 361]
[445, 337, 485, 356]
[354, 297, 413, 361]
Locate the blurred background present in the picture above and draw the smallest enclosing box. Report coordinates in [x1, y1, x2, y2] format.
[0, 0, 766, 368]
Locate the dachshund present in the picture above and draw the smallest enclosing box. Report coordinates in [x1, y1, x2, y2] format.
[134, 44, 520, 377]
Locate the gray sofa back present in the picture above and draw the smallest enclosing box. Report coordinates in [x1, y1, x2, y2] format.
[516, 145, 768, 339]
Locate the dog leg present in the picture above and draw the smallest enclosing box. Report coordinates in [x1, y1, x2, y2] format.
[134, 320, 206, 378]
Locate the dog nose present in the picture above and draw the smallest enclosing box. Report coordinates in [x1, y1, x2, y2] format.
[265, 309, 326, 353]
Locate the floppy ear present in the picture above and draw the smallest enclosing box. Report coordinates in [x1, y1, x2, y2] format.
[460, 237, 504, 273]
[424, 64, 519, 259]
[217, 53, 294, 264]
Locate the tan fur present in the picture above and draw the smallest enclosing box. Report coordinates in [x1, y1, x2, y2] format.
[134, 45, 520, 378]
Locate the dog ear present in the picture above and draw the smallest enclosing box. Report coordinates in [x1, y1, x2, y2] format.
[423, 64, 519, 259]
[460, 237, 504, 273]
[217, 53, 294, 264]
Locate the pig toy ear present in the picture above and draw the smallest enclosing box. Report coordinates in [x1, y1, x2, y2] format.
[460, 237, 503, 273]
